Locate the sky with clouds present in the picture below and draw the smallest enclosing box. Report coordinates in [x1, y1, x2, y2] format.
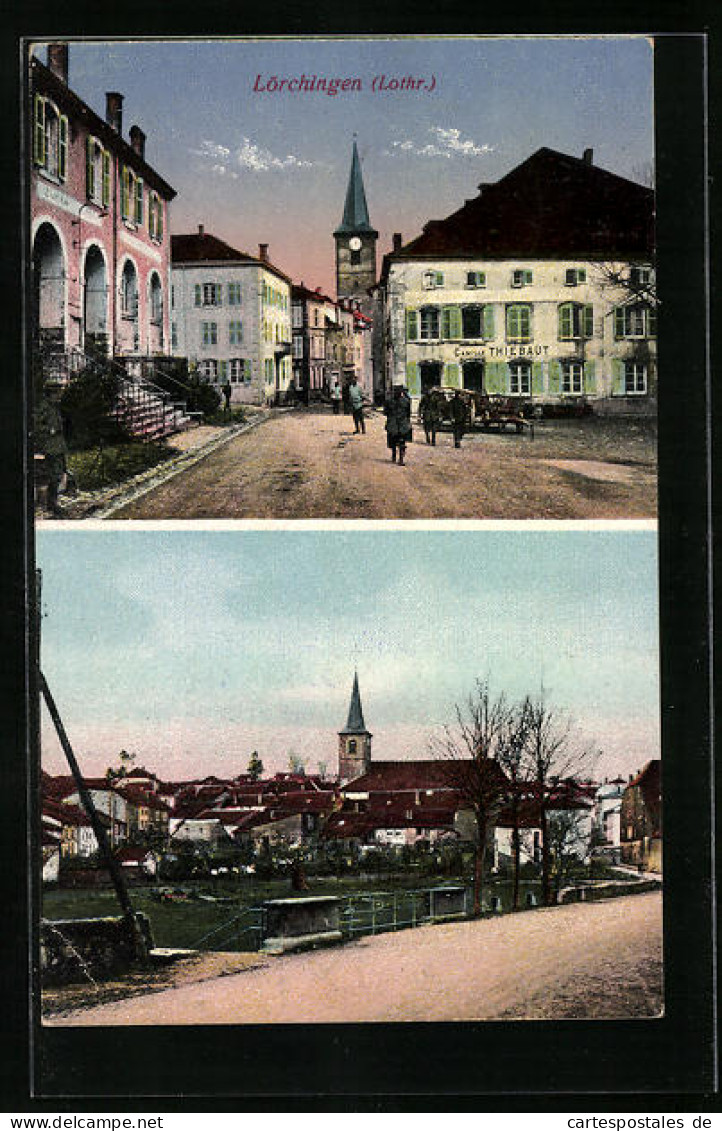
[37, 527, 660, 783]
[36, 36, 654, 293]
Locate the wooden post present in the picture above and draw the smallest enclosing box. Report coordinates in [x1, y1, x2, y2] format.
[39, 670, 148, 962]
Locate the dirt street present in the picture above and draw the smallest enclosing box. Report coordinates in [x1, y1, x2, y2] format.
[45, 891, 662, 1026]
[113, 407, 657, 520]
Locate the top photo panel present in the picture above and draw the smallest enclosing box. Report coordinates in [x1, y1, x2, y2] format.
[30, 36, 657, 522]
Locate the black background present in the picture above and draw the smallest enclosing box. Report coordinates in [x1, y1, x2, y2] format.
[1, 9, 716, 1111]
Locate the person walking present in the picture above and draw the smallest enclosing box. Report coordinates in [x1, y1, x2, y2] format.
[330, 379, 342, 415]
[348, 375, 366, 434]
[384, 383, 413, 465]
[449, 388, 467, 449]
[418, 388, 441, 445]
[222, 381, 232, 414]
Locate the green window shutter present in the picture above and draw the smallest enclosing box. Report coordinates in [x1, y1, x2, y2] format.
[584, 360, 596, 393]
[216, 283, 222, 307]
[195, 284, 202, 307]
[578, 269, 586, 283]
[483, 305, 495, 339]
[435, 272, 444, 286]
[548, 360, 561, 395]
[244, 359, 252, 382]
[102, 150, 111, 207]
[120, 168, 128, 218]
[157, 200, 163, 241]
[524, 270, 533, 285]
[406, 309, 418, 341]
[611, 359, 625, 395]
[532, 362, 544, 394]
[34, 95, 45, 165]
[406, 362, 420, 396]
[219, 360, 227, 379]
[86, 137, 95, 198]
[614, 308, 625, 339]
[135, 178, 143, 224]
[583, 305, 594, 337]
[58, 115, 68, 180]
[445, 363, 460, 388]
[558, 304, 571, 339]
[485, 362, 503, 393]
[450, 306, 462, 339]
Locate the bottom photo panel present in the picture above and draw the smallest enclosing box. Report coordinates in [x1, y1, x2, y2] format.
[36, 525, 662, 1028]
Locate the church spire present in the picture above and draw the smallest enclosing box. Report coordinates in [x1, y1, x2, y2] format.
[335, 141, 376, 235]
[340, 670, 367, 734]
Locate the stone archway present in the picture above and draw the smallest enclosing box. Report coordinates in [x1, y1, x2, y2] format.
[32, 222, 66, 354]
[83, 244, 108, 356]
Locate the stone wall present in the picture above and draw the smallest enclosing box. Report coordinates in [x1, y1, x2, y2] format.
[41, 913, 153, 983]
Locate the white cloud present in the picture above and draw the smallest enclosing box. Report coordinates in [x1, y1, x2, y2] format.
[385, 127, 494, 161]
[190, 137, 313, 176]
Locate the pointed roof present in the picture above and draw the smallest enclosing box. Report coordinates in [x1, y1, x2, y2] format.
[334, 142, 377, 236]
[339, 672, 370, 735]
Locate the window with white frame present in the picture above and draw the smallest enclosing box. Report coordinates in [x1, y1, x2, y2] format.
[506, 304, 532, 342]
[614, 304, 656, 338]
[423, 270, 444, 289]
[228, 320, 243, 345]
[201, 322, 217, 346]
[149, 275, 163, 324]
[419, 306, 440, 340]
[511, 269, 533, 287]
[33, 96, 68, 182]
[509, 360, 532, 395]
[624, 360, 648, 394]
[629, 266, 652, 288]
[229, 359, 249, 383]
[197, 359, 218, 380]
[558, 302, 593, 339]
[228, 282, 242, 306]
[148, 192, 164, 242]
[466, 270, 486, 288]
[561, 360, 584, 394]
[564, 268, 586, 286]
[86, 137, 110, 207]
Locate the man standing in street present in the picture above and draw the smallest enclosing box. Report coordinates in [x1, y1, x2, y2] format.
[384, 382, 412, 465]
[348, 375, 366, 434]
[419, 388, 441, 445]
[449, 388, 467, 449]
[222, 381, 232, 415]
[330, 379, 342, 415]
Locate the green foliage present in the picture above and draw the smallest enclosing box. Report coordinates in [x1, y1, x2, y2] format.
[67, 441, 177, 492]
[246, 751, 264, 781]
[153, 358, 221, 420]
[60, 363, 130, 450]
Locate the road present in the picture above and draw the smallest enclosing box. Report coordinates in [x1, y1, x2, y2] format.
[46, 891, 662, 1026]
[112, 407, 657, 520]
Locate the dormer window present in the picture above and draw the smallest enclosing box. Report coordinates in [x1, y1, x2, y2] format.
[630, 266, 652, 288]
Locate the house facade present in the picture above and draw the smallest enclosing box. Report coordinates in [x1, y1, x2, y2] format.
[377, 148, 655, 414]
[30, 44, 175, 366]
[620, 760, 662, 872]
[171, 229, 292, 405]
[291, 284, 335, 400]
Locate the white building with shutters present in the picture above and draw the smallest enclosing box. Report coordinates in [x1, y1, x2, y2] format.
[376, 148, 656, 415]
[171, 228, 292, 406]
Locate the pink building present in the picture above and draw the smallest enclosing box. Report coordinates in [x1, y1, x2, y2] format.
[30, 44, 176, 366]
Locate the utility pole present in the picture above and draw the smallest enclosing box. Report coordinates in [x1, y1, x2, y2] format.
[35, 570, 148, 962]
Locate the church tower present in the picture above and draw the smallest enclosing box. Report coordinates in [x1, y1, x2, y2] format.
[338, 671, 372, 783]
[334, 141, 378, 311]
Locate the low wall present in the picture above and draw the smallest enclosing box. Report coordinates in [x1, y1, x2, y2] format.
[262, 896, 341, 954]
[41, 913, 153, 983]
[558, 878, 661, 905]
[423, 886, 467, 920]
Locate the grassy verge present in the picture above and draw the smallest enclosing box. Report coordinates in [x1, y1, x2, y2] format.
[202, 407, 250, 428]
[67, 441, 180, 493]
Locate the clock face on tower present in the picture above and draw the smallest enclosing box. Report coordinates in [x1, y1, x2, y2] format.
[348, 237, 362, 251]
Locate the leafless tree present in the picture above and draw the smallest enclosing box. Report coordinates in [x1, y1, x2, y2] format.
[522, 693, 596, 907]
[547, 808, 592, 898]
[431, 679, 511, 915]
[495, 704, 532, 911]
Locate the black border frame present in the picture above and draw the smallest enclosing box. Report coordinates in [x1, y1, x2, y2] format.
[1, 16, 716, 1110]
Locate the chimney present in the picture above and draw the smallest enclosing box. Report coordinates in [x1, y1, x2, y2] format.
[392, 232, 402, 253]
[47, 43, 69, 85]
[583, 147, 594, 166]
[105, 92, 124, 134]
[258, 243, 269, 262]
[129, 125, 146, 159]
[198, 224, 205, 238]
